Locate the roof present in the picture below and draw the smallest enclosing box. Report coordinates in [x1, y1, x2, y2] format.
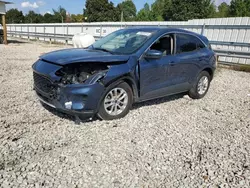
[122, 26, 207, 42]
[124, 26, 189, 32]
[0, 1, 13, 4]
[126, 26, 202, 34]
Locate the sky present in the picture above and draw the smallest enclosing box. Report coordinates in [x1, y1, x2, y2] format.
[6, 0, 232, 15]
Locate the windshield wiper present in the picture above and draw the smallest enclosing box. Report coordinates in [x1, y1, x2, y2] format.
[92, 47, 114, 54]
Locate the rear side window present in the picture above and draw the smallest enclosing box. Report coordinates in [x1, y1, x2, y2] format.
[176, 34, 205, 54]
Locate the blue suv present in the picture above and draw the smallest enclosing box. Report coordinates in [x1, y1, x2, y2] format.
[32, 28, 216, 120]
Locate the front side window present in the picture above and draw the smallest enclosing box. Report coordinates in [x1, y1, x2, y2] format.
[92, 29, 156, 54]
[150, 35, 173, 56]
[176, 34, 205, 54]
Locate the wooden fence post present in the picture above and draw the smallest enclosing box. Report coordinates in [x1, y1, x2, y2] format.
[2, 14, 7, 44]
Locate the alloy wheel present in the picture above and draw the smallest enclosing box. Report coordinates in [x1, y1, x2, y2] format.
[197, 76, 209, 95]
[104, 88, 129, 116]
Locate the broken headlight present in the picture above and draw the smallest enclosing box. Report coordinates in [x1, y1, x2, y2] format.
[89, 70, 108, 84]
[61, 72, 92, 85]
[56, 64, 108, 85]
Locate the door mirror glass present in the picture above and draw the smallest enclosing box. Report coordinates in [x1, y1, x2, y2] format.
[145, 50, 163, 59]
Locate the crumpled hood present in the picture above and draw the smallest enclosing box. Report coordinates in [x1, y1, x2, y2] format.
[40, 48, 130, 65]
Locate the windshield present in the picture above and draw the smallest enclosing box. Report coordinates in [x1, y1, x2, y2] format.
[91, 29, 155, 54]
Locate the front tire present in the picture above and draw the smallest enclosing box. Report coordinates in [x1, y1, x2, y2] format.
[0, 36, 3, 44]
[188, 71, 211, 99]
[98, 82, 133, 120]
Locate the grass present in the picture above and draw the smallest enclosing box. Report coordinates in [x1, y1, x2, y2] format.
[218, 63, 250, 73]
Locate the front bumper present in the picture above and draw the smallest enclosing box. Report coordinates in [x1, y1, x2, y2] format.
[35, 82, 105, 119]
[36, 92, 94, 119]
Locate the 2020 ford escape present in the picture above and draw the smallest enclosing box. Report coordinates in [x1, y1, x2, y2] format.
[32, 27, 216, 120]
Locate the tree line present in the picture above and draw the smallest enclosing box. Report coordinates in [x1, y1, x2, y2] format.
[4, 0, 250, 24]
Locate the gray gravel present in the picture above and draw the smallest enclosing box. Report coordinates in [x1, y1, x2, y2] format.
[0, 39, 250, 188]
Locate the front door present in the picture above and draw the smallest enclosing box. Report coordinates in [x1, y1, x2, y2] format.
[139, 55, 176, 101]
[139, 35, 175, 101]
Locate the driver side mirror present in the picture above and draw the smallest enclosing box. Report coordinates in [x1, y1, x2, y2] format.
[145, 50, 163, 59]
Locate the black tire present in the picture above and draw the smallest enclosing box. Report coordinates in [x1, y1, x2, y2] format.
[0, 36, 3, 44]
[188, 71, 211, 99]
[98, 82, 133, 120]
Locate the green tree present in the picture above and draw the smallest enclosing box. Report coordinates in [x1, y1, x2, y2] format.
[117, 0, 137, 21]
[52, 6, 67, 23]
[136, 3, 153, 21]
[229, 0, 249, 16]
[43, 13, 55, 23]
[207, 1, 217, 18]
[6, 9, 24, 23]
[246, 0, 250, 15]
[24, 11, 43, 23]
[217, 2, 230, 17]
[84, 0, 119, 22]
[151, 0, 171, 21]
[169, 0, 216, 21]
[71, 14, 84, 22]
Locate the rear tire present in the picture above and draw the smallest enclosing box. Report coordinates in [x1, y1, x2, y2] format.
[97, 82, 133, 120]
[188, 71, 211, 99]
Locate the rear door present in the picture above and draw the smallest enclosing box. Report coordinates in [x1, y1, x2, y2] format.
[167, 33, 206, 91]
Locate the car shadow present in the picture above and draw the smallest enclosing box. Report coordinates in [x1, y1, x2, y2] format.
[7, 40, 29, 44]
[132, 93, 186, 110]
[41, 103, 98, 124]
[40, 93, 187, 124]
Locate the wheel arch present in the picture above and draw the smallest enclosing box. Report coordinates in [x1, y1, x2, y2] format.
[202, 67, 214, 80]
[97, 76, 137, 120]
[104, 75, 139, 103]
[122, 77, 139, 102]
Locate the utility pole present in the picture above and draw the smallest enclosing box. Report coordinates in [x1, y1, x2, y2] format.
[120, 11, 124, 28]
[59, 12, 64, 23]
[121, 11, 124, 22]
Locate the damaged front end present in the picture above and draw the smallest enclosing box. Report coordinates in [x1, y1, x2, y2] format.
[32, 60, 111, 119]
[55, 63, 108, 86]
[32, 57, 132, 119]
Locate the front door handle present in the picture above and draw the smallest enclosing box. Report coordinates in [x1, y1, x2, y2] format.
[199, 56, 207, 61]
[170, 61, 175, 66]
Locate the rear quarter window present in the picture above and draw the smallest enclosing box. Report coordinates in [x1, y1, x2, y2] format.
[176, 34, 205, 54]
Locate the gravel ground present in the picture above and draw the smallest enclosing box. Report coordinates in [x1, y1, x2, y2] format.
[0, 39, 250, 188]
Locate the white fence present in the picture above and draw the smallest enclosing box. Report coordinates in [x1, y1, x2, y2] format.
[7, 17, 250, 65]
